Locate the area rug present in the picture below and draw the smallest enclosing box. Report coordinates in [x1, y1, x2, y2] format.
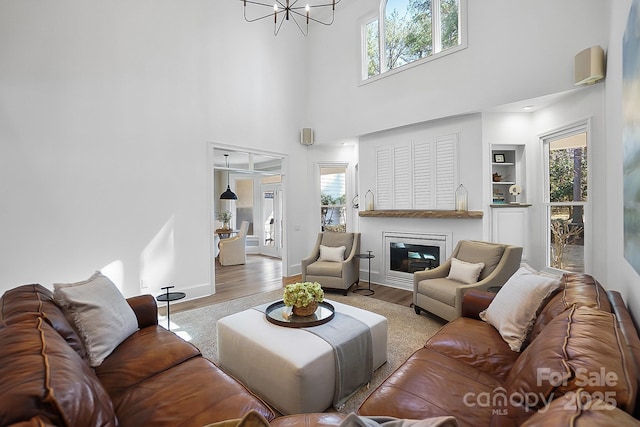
[168, 290, 446, 414]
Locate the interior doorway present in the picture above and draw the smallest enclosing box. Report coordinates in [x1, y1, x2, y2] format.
[210, 145, 286, 295]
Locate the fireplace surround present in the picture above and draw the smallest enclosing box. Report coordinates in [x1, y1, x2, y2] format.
[383, 231, 452, 289]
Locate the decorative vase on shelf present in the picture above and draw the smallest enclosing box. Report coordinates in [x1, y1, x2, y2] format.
[292, 301, 319, 317]
[455, 184, 468, 211]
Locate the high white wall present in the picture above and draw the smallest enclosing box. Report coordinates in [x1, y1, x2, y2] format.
[306, 0, 609, 143]
[0, 0, 310, 297]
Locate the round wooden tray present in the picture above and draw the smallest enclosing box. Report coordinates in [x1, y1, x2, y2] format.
[265, 301, 335, 328]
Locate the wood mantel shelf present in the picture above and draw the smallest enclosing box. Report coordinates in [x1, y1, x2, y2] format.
[358, 210, 483, 219]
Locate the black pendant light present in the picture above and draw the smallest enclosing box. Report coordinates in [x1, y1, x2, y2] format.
[220, 154, 238, 200]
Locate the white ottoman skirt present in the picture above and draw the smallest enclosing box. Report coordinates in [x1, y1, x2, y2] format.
[216, 299, 388, 415]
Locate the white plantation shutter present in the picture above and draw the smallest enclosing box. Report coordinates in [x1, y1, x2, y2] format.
[393, 145, 412, 208]
[374, 134, 458, 210]
[435, 135, 456, 209]
[376, 147, 392, 209]
[413, 141, 432, 208]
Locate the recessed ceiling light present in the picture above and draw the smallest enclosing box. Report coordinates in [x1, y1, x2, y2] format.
[523, 105, 534, 111]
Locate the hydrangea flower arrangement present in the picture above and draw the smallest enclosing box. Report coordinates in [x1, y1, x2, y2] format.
[283, 282, 324, 308]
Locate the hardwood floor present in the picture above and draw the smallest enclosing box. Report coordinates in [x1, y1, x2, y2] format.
[170, 254, 413, 314]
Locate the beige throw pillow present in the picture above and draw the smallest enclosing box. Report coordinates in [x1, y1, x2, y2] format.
[53, 271, 139, 367]
[319, 245, 346, 262]
[446, 257, 485, 284]
[479, 266, 560, 352]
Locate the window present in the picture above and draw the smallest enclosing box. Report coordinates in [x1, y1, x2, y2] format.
[320, 166, 347, 232]
[544, 127, 588, 272]
[363, 0, 465, 80]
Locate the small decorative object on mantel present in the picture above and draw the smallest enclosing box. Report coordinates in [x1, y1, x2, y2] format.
[492, 172, 502, 182]
[455, 184, 468, 211]
[283, 282, 324, 317]
[365, 189, 375, 211]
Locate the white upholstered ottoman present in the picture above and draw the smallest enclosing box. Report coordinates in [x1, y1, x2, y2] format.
[216, 299, 388, 415]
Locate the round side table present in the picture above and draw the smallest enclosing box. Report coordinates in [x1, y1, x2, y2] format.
[353, 251, 375, 296]
[156, 285, 186, 331]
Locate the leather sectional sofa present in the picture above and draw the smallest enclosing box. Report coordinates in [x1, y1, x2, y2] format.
[0, 284, 275, 427]
[2, 273, 640, 426]
[357, 273, 640, 426]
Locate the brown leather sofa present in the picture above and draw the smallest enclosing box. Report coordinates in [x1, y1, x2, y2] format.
[0, 284, 275, 427]
[358, 273, 640, 426]
[4, 274, 640, 427]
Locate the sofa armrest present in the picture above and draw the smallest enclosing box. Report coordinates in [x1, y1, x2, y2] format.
[461, 289, 495, 319]
[127, 295, 158, 328]
[607, 290, 640, 418]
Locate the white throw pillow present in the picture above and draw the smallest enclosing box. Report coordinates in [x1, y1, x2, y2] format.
[319, 245, 346, 262]
[479, 266, 561, 352]
[53, 271, 139, 367]
[446, 257, 485, 284]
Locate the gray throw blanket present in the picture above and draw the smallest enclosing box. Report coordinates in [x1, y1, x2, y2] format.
[305, 312, 373, 408]
[254, 302, 373, 409]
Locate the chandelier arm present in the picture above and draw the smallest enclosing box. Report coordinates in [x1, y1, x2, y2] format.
[274, 13, 287, 35]
[307, 0, 341, 7]
[289, 9, 335, 26]
[241, 0, 286, 8]
[244, 8, 277, 22]
[289, 13, 309, 36]
[243, 0, 288, 23]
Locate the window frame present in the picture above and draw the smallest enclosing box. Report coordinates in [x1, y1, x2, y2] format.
[360, 0, 468, 84]
[541, 120, 592, 274]
[317, 162, 352, 232]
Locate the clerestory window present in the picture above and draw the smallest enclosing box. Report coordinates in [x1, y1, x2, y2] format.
[363, 0, 466, 81]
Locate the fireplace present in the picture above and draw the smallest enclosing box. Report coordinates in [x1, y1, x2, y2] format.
[383, 231, 452, 288]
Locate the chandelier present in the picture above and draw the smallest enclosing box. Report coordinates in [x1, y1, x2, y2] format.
[241, 0, 341, 36]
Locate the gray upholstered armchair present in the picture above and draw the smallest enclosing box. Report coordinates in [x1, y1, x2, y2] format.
[301, 232, 361, 295]
[413, 240, 522, 321]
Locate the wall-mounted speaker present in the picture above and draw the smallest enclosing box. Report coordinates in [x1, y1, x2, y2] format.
[574, 46, 605, 85]
[301, 128, 314, 146]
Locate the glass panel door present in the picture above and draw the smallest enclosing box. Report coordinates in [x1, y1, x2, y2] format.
[261, 182, 282, 258]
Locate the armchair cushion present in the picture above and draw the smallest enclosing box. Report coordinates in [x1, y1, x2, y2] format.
[321, 232, 355, 257]
[319, 245, 346, 262]
[456, 241, 505, 280]
[446, 258, 485, 284]
[479, 266, 560, 351]
[306, 261, 344, 278]
[418, 278, 457, 307]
